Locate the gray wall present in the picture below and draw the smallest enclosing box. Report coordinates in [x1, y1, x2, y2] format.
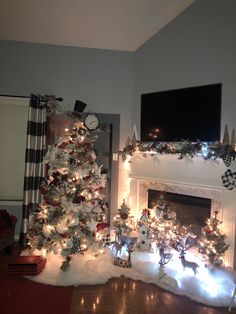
[134, 0, 236, 138]
[0, 40, 134, 147]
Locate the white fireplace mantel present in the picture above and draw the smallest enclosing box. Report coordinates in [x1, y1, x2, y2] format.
[128, 153, 236, 268]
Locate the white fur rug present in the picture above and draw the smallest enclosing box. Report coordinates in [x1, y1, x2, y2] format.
[22, 246, 236, 308]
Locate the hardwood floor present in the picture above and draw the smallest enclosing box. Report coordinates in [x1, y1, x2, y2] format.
[0, 242, 234, 314]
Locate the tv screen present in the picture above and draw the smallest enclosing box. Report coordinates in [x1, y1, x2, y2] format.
[141, 83, 222, 142]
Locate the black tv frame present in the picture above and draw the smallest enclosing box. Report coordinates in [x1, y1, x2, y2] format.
[141, 83, 222, 142]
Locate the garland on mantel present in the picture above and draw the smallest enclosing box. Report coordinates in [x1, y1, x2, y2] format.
[119, 137, 236, 190]
[119, 137, 235, 164]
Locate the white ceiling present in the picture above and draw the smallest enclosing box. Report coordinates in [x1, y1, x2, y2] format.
[0, 0, 194, 52]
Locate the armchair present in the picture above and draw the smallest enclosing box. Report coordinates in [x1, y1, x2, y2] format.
[0, 210, 17, 254]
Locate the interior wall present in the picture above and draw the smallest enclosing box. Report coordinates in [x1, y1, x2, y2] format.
[134, 0, 236, 139]
[0, 40, 134, 148]
[0, 40, 134, 236]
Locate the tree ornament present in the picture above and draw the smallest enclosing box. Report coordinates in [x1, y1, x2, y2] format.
[96, 222, 109, 232]
[221, 169, 236, 190]
[72, 194, 86, 204]
[222, 145, 233, 167]
[78, 127, 87, 136]
[118, 199, 130, 220]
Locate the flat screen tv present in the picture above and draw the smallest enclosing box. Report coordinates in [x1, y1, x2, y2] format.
[141, 83, 222, 142]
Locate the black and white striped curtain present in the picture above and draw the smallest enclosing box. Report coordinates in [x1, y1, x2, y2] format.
[19, 94, 48, 247]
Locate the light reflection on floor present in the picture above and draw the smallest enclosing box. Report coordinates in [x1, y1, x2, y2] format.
[71, 275, 234, 314]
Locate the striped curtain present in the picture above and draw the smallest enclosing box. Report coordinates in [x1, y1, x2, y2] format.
[19, 94, 49, 247]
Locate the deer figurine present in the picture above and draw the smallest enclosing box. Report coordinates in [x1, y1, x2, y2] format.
[114, 228, 122, 243]
[159, 246, 173, 265]
[157, 262, 178, 288]
[112, 239, 125, 256]
[113, 246, 133, 268]
[179, 249, 199, 275]
[174, 232, 197, 252]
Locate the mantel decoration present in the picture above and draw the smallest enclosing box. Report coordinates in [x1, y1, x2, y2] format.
[119, 137, 235, 164]
[119, 125, 236, 190]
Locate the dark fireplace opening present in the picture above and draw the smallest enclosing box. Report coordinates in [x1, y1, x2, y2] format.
[148, 189, 211, 236]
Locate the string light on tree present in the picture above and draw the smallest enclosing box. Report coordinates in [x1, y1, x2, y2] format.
[198, 210, 229, 267]
[27, 120, 108, 270]
[113, 199, 135, 240]
[147, 193, 187, 250]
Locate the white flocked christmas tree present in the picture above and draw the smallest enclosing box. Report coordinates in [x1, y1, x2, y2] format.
[27, 120, 108, 270]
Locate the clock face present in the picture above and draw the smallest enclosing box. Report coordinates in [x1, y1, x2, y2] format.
[84, 114, 99, 130]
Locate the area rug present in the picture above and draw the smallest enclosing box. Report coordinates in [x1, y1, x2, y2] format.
[0, 273, 73, 314]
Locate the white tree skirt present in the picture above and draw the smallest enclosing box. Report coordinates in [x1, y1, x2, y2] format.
[22, 246, 236, 308]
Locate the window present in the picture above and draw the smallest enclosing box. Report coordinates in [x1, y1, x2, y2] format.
[0, 96, 29, 200]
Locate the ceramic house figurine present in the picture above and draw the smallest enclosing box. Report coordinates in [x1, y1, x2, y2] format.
[138, 209, 150, 251]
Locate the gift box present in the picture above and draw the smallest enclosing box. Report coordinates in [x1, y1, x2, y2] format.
[8, 255, 47, 276]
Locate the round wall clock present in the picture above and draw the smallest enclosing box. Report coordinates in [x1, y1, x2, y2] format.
[84, 114, 99, 130]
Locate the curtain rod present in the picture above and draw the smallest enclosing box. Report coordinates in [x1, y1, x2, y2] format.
[33, 94, 64, 102]
[0, 94, 64, 102]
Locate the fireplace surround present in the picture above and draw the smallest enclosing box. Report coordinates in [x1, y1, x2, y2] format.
[128, 153, 236, 268]
[147, 189, 211, 236]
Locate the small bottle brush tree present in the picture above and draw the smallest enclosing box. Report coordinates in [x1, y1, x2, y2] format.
[198, 210, 229, 267]
[113, 199, 135, 239]
[27, 120, 108, 270]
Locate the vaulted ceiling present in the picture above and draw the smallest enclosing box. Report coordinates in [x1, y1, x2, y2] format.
[0, 0, 194, 51]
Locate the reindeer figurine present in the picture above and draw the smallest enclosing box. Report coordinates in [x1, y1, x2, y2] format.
[114, 228, 122, 243]
[113, 246, 133, 268]
[179, 249, 199, 275]
[158, 265, 178, 288]
[158, 258, 178, 288]
[174, 232, 197, 252]
[112, 239, 125, 256]
[159, 246, 173, 265]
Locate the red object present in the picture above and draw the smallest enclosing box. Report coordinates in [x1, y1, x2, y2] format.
[120, 213, 128, 220]
[8, 256, 47, 276]
[0, 273, 73, 314]
[58, 142, 67, 149]
[0, 210, 17, 236]
[96, 222, 109, 232]
[142, 208, 150, 216]
[0, 210, 17, 252]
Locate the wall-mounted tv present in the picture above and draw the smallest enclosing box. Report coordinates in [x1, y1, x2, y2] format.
[141, 83, 222, 142]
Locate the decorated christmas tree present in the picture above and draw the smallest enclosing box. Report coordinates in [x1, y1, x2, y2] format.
[27, 120, 108, 269]
[113, 199, 135, 239]
[198, 210, 229, 267]
[147, 193, 194, 251]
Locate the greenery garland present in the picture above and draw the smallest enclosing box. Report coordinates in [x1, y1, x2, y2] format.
[119, 137, 236, 166]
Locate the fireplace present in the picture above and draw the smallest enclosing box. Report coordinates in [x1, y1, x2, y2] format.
[148, 189, 211, 236]
[127, 154, 236, 268]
